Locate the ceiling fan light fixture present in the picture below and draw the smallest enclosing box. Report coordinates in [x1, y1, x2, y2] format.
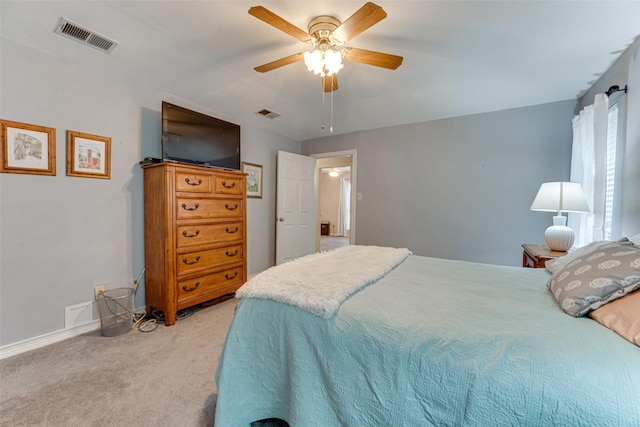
[304, 49, 323, 74]
[304, 47, 343, 77]
[324, 49, 344, 75]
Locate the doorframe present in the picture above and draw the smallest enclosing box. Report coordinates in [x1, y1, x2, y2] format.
[311, 149, 357, 249]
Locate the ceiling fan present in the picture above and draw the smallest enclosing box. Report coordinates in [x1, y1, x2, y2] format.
[249, 2, 403, 93]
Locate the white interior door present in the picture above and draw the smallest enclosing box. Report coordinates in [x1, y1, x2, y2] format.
[276, 151, 317, 265]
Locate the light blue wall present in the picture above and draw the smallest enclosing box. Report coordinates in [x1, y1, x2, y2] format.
[0, 39, 298, 347]
[302, 100, 576, 265]
[2, 31, 636, 349]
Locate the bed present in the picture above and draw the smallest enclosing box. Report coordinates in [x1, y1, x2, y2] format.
[214, 245, 640, 426]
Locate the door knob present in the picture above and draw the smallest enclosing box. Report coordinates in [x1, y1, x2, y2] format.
[278, 217, 285, 222]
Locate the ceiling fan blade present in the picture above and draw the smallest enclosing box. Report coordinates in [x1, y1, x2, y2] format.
[254, 53, 305, 73]
[332, 2, 387, 43]
[322, 74, 338, 93]
[344, 47, 403, 70]
[248, 6, 312, 42]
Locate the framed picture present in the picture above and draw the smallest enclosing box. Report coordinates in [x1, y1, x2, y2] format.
[66, 130, 111, 179]
[242, 162, 263, 198]
[0, 119, 56, 176]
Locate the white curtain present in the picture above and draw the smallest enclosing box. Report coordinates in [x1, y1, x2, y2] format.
[337, 178, 351, 237]
[568, 93, 609, 247]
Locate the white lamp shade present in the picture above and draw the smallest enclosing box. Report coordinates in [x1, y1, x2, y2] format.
[530, 182, 590, 213]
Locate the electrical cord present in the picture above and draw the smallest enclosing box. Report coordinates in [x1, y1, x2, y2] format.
[177, 307, 194, 320]
[151, 308, 165, 322]
[147, 307, 193, 324]
[132, 310, 158, 332]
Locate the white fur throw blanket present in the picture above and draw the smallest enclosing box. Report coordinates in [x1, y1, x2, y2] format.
[235, 245, 412, 318]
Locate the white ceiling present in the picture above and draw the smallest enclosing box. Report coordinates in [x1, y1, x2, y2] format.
[2, 1, 639, 141]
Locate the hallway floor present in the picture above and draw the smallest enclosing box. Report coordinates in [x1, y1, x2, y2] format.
[320, 236, 349, 252]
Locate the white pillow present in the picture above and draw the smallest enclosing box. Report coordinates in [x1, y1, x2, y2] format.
[629, 233, 640, 247]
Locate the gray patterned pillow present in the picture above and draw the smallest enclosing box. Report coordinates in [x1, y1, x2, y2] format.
[547, 240, 640, 317]
[545, 240, 614, 274]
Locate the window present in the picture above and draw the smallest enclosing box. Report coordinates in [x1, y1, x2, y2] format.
[603, 102, 619, 240]
[569, 93, 619, 246]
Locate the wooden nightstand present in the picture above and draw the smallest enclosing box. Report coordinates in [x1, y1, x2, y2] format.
[320, 222, 330, 236]
[522, 244, 568, 268]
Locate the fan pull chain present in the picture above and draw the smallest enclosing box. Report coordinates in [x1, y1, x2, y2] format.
[321, 80, 326, 130]
[330, 78, 334, 133]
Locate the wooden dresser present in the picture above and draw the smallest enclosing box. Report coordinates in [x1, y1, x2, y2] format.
[143, 162, 246, 325]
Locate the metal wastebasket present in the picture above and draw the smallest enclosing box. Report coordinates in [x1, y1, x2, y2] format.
[96, 287, 134, 337]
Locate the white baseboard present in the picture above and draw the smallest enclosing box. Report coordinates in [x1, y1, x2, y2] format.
[0, 320, 100, 360]
[0, 304, 146, 360]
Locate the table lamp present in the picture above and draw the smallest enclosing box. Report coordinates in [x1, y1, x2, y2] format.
[530, 182, 590, 251]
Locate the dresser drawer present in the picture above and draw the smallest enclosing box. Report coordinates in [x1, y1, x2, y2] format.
[176, 222, 243, 247]
[175, 170, 213, 193]
[176, 198, 243, 220]
[177, 244, 243, 276]
[177, 266, 245, 300]
[214, 175, 244, 195]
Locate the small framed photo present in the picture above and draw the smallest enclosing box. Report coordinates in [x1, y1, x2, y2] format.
[242, 162, 263, 199]
[66, 130, 111, 179]
[0, 119, 56, 176]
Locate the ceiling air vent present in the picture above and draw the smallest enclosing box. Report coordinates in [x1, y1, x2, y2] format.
[55, 18, 118, 54]
[256, 109, 281, 119]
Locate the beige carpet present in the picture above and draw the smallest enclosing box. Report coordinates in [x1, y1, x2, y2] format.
[0, 299, 237, 426]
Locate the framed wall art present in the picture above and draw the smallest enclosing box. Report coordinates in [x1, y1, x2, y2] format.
[0, 119, 56, 176]
[242, 162, 263, 198]
[66, 130, 111, 179]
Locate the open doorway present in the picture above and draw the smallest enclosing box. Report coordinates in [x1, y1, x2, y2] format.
[312, 150, 356, 252]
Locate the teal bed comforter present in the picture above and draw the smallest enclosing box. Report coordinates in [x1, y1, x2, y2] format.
[215, 255, 640, 426]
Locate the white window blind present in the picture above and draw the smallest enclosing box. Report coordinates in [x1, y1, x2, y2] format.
[603, 103, 618, 240]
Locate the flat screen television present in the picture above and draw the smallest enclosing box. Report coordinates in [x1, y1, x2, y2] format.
[161, 101, 240, 170]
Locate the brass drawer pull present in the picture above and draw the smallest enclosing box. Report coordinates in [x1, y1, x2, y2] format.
[225, 226, 239, 234]
[225, 203, 239, 211]
[182, 229, 200, 238]
[181, 202, 200, 211]
[185, 177, 202, 186]
[182, 281, 200, 292]
[182, 256, 200, 265]
[221, 181, 236, 189]
[225, 249, 239, 257]
[225, 271, 239, 280]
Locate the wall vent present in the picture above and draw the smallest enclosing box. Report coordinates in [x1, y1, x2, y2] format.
[256, 109, 281, 119]
[55, 18, 118, 54]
